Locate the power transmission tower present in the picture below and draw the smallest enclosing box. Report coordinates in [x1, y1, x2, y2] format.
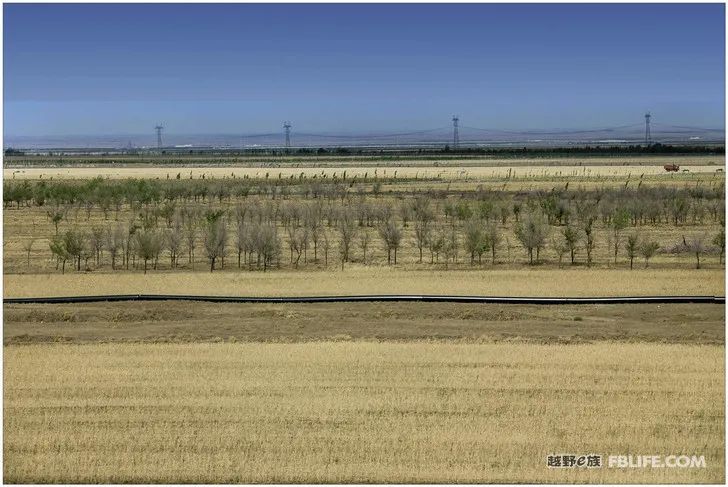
[155, 124, 164, 149]
[283, 121, 292, 149]
[452, 115, 460, 149]
[644, 112, 651, 145]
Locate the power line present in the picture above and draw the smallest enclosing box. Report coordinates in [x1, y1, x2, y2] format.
[461, 123, 644, 136]
[228, 119, 723, 147]
[239, 132, 279, 138]
[652, 123, 725, 132]
[294, 127, 449, 139]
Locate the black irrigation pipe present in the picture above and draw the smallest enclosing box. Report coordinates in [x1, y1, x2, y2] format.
[3, 294, 725, 305]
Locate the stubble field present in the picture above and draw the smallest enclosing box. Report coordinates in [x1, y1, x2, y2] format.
[4, 162, 724, 181]
[4, 340, 724, 483]
[3, 267, 725, 298]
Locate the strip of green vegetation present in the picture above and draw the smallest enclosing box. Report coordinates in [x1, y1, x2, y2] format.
[5, 143, 724, 164]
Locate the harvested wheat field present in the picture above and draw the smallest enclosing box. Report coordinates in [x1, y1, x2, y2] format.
[4, 162, 724, 182]
[4, 341, 723, 483]
[4, 267, 724, 298]
[5, 301, 724, 344]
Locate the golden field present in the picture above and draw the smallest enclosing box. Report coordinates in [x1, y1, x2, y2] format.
[5, 154, 725, 168]
[4, 267, 725, 298]
[4, 162, 723, 181]
[4, 341, 723, 483]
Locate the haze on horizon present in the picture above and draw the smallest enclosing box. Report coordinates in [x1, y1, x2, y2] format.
[3, 3, 725, 138]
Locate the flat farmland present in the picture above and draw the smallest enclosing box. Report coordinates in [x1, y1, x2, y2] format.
[4, 341, 724, 483]
[3, 178, 725, 277]
[3, 267, 724, 298]
[4, 153, 725, 484]
[4, 301, 724, 344]
[5, 154, 725, 169]
[4, 162, 724, 182]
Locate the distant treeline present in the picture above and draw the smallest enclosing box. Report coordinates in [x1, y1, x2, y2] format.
[242, 144, 725, 158]
[5, 143, 725, 159]
[437, 143, 726, 157]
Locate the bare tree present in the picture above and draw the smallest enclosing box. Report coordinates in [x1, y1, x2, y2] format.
[411, 196, 434, 263]
[49, 235, 69, 274]
[684, 234, 707, 269]
[125, 221, 140, 270]
[134, 229, 162, 274]
[359, 229, 371, 264]
[166, 223, 183, 268]
[184, 218, 197, 269]
[236, 220, 248, 268]
[106, 224, 125, 270]
[582, 217, 597, 267]
[669, 197, 690, 226]
[463, 218, 485, 265]
[203, 213, 227, 272]
[427, 226, 445, 264]
[47, 208, 65, 235]
[63, 228, 86, 271]
[443, 226, 459, 267]
[713, 228, 725, 264]
[625, 233, 639, 270]
[561, 225, 580, 265]
[321, 230, 330, 267]
[398, 202, 412, 228]
[515, 212, 549, 264]
[611, 207, 630, 264]
[413, 220, 431, 263]
[337, 208, 358, 270]
[484, 221, 501, 264]
[573, 199, 598, 267]
[89, 226, 105, 266]
[378, 219, 403, 264]
[286, 225, 297, 265]
[22, 238, 35, 268]
[411, 195, 433, 224]
[550, 237, 568, 268]
[254, 224, 280, 271]
[639, 240, 660, 268]
[308, 218, 322, 262]
[290, 226, 309, 268]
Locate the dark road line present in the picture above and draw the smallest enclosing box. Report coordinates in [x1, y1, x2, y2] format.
[3, 295, 725, 305]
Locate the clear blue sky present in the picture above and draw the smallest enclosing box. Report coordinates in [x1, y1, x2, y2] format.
[4, 3, 725, 136]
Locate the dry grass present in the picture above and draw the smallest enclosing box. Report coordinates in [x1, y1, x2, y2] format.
[4, 267, 724, 298]
[4, 341, 723, 483]
[4, 162, 724, 181]
[5, 301, 723, 345]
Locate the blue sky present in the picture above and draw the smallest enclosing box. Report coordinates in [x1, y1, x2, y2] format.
[4, 3, 725, 136]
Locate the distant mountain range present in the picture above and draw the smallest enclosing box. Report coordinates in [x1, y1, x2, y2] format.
[5, 125, 724, 150]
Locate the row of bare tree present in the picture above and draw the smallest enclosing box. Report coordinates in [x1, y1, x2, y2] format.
[40, 206, 723, 273]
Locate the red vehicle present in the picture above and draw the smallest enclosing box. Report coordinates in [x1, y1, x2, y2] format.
[663, 164, 680, 172]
